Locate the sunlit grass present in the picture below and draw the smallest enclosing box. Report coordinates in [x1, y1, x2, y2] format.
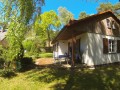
[0, 65, 120, 90]
[39, 53, 53, 58]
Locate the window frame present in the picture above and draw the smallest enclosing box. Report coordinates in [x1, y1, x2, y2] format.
[103, 38, 118, 54]
[108, 39, 117, 53]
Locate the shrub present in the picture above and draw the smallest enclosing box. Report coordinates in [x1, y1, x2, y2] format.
[23, 40, 33, 52]
[20, 57, 34, 71]
[0, 58, 5, 69]
[0, 70, 16, 78]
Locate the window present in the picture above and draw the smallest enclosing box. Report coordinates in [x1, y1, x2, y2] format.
[108, 39, 117, 53]
[103, 38, 119, 54]
[106, 19, 111, 29]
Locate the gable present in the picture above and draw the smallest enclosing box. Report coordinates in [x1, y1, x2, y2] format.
[52, 11, 120, 44]
[89, 14, 120, 36]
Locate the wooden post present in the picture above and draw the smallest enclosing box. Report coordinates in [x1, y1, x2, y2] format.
[71, 34, 76, 67]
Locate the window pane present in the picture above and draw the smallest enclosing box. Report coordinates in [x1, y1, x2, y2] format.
[108, 39, 117, 53]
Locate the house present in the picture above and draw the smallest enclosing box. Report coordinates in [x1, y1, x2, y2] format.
[52, 11, 120, 67]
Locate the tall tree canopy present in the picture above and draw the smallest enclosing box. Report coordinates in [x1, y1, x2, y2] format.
[58, 7, 74, 25]
[78, 12, 89, 19]
[34, 10, 61, 47]
[97, 3, 120, 18]
[1, 0, 44, 24]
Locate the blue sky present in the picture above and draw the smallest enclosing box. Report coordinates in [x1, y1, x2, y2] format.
[42, 0, 119, 19]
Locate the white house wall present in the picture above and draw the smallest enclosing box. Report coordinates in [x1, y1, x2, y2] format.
[68, 33, 89, 63]
[76, 33, 89, 64]
[53, 40, 68, 59]
[86, 33, 120, 66]
[53, 42, 58, 59]
[53, 33, 120, 66]
[58, 40, 68, 55]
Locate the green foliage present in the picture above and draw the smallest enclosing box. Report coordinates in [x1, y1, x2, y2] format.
[0, 69, 16, 78]
[2, 18, 26, 62]
[23, 40, 33, 52]
[58, 7, 74, 25]
[1, 0, 44, 24]
[39, 53, 53, 58]
[97, 2, 120, 18]
[34, 10, 61, 47]
[0, 0, 44, 71]
[97, 3, 113, 12]
[0, 58, 4, 69]
[50, 30, 60, 40]
[23, 36, 43, 59]
[0, 46, 5, 68]
[78, 11, 89, 19]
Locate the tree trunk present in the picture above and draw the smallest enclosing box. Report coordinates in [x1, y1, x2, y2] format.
[47, 28, 51, 47]
[15, 43, 24, 71]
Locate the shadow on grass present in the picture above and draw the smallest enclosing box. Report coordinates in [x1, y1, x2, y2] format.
[24, 64, 120, 90]
[0, 70, 17, 79]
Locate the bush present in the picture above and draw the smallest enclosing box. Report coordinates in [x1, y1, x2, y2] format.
[23, 40, 33, 51]
[0, 58, 5, 69]
[0, 70, 16, 78]
[20, 57, 34, 71]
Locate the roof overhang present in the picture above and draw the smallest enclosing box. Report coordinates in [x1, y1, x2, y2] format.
[52, 11, 120, 44]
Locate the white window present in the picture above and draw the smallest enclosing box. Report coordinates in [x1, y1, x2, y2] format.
[108, 39, 117, 53]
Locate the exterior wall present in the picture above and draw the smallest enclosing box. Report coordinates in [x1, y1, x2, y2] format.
[53, 42, 58, 59]
[58, 40, 68, 55]
[76, 33, 89, 63]
[53, 40, 68, 59]
[90, 15, 120, 36]
[86, 33, 120, 66]
[68, 33, 89, 63]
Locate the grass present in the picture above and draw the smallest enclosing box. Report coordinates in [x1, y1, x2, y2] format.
[39, 53, 53, 58]
[24, 52, 53, 60]
[0, 65, 120, 90]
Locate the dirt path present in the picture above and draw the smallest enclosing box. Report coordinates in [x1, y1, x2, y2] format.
[35, 58, 54, 65]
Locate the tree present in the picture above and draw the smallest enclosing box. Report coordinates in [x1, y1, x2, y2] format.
[78, 12, 89, 19]
[58, 7, 74, 25]
[97, 3, 113, 12]
[1, 0, 44, 24]
[34, 10, 61, 47]
[3, 18, 26, 63]
[114, 3, 120, 18]
[0, 0, 44, 70]
[97, 3, 120, 18]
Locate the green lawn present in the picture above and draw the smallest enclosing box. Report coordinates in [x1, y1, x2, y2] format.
[0, 65, 120, 90]
[39, 53, 53, 58]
